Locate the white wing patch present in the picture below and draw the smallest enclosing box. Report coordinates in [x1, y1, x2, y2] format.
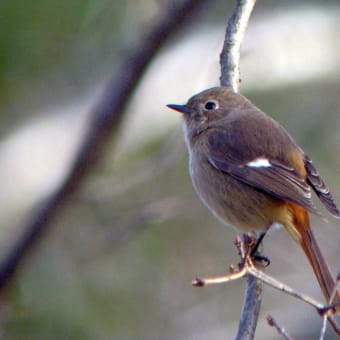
[246, 158, 271, 168]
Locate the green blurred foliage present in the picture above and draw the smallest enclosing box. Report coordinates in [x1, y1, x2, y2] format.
[0, 1, 87, 119]
[0, 0, 154, 129]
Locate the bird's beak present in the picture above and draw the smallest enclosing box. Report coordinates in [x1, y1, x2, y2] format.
[166, 104, 191, 115]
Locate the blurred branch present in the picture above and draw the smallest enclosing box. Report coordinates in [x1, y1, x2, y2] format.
[85, 128, 184, 202]
[219, 0, 259, 338]
[220, 0, 256, 91]
[0, 0, 208, 292]
[79, 196, 183, 262]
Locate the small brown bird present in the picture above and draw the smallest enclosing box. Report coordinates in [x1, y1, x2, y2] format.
[167, 86, 340, 309]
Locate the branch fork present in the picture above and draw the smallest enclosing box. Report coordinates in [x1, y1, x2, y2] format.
[192, 233, 340, 337]
[192, 233, 259, 287]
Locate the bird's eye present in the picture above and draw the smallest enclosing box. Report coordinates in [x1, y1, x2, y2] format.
[204, 101, 218, 110]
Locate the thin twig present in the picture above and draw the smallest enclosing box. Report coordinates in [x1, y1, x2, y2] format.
[329, 271, 340, 305]
[193, 235, 340, 336]
[193, 236, 330, 313]
[220, 0, 256, 91]
[325, 273, 340, 337]
[0, 0, 207, 292]
[247, 265, 324, 311]
[267, 315, 294, 340]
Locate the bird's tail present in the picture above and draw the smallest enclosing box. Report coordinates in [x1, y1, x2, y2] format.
[288, 203, 340, 313]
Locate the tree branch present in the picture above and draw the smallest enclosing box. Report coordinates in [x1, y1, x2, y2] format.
[235, 274, 262, 339]
[220, 0, 256, 91]
[193, 234, 339, 337]
[0, 0, 207, 292]
[219, 1, 258, 338]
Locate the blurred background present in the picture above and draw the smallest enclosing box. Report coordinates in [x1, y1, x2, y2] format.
[0, 0, 339, 338]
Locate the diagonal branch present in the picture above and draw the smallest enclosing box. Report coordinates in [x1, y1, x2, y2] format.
[0, 0, 207, 293]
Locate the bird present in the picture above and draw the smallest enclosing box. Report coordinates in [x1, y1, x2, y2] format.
[167, 86, 340, 311]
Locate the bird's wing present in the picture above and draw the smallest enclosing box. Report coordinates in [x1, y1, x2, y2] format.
[304, 155, 340, 218]
[206, 130, 319, 214]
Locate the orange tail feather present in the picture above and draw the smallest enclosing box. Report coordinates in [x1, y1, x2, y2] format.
[288, 203, 340, 312]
